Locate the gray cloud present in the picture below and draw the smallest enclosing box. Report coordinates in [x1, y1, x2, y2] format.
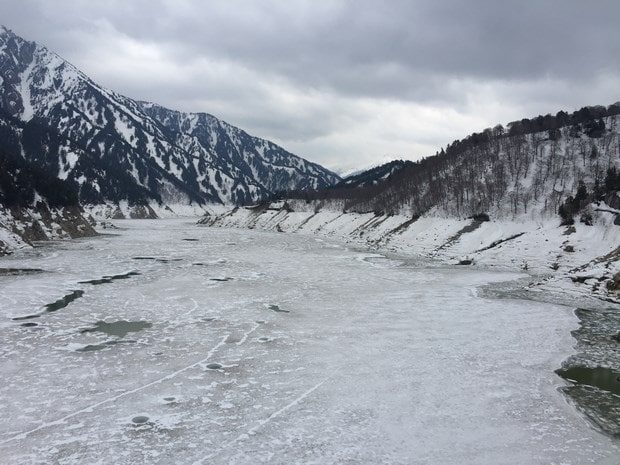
[1, 0, 619, 171]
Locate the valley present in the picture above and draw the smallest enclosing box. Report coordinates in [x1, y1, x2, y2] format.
[0, 220, 618, 464]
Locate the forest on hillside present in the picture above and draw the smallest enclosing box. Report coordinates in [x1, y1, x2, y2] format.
[279, 104, 620, 220]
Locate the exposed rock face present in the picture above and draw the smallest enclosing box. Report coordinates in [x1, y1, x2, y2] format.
[0, 204, 97, 255]
[606, 272, 620, 292]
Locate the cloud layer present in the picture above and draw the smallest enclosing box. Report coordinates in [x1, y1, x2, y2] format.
[2, 0, 619, 172]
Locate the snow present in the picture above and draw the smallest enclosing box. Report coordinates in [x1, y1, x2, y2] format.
[150, 202, 219, 218]
[187, 114, 199, 134]
[58, 151, 79, 180]
[19, 59, 36, 121]
[82, 202, 218, 221]
[0, 219, 618, 464]
[208, 205, 620, 278]
[112, 111, 136, 147]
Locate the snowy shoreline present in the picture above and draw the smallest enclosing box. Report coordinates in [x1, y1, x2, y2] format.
[201, 205, 620, 438]
[200, 202, 620, 310]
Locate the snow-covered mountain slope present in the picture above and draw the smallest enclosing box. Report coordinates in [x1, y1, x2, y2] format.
[0, 26, 339, 212]
[139, 102, 340, 202]
[201, 202, 620, 306]
[292, 106, 620, 220]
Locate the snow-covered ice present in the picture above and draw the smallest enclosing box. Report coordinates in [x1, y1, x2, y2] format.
[0, 219, 618, 464]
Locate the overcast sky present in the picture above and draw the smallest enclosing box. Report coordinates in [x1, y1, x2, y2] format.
[2, 0, 619, 173]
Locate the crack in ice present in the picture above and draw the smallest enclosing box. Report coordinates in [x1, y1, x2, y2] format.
[245, 378, 327, 435]
[0, 334, 230, 444]
[236, 322, 261, 346]
[194, 377, 329, 464]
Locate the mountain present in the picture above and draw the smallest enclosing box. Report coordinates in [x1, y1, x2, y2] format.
[288, 104, 620, 220]
[335, 159, 413, 189]
[0, 26, 339, 215]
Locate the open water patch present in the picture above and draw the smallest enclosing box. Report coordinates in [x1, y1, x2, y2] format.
[12, 314, 40, 321]
[77, 344, 108, 352]
[132, 256, 182, 263]
[20, 322, 39, 327]
[79, 271, 140, 285]
[76, 339, 138, 352]
[556, 380, 620, 437]
[81, 320, 152, 338]
[12, 289, 86, 321]
[45, 290, 84, 312]
[210, 277, 233, 282]
[556, 307, 620, 437]
[131, 415, 150, 425]
[268, 304, 289, 313]
[556, 366, 620, 396]
[0, 268, 44, 276]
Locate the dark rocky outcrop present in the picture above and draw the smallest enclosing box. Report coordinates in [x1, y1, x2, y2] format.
[1, 204, 97, 255]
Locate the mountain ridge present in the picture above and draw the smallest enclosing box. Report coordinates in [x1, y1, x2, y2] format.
[0, 26, 340, 213]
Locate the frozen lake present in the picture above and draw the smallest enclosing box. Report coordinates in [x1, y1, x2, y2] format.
[0, 219, 618, 464]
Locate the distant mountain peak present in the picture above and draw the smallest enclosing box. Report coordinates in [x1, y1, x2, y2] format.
[337, 159, 413, 189]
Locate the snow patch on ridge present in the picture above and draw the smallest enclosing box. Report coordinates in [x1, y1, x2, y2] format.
[18, 59, 36, 121]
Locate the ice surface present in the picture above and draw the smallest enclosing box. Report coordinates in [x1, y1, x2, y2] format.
[0, 219, 618, 464]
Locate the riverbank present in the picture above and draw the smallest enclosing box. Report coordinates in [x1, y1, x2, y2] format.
[200, 202, 620, 307]
[201, 203, 620, 438]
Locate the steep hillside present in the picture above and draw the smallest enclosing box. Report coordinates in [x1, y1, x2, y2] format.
[287, 105, 620, 220]
[0, 144, 96, 255]
[0, 26, 339, 214]
[139, 102, 339, 203]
